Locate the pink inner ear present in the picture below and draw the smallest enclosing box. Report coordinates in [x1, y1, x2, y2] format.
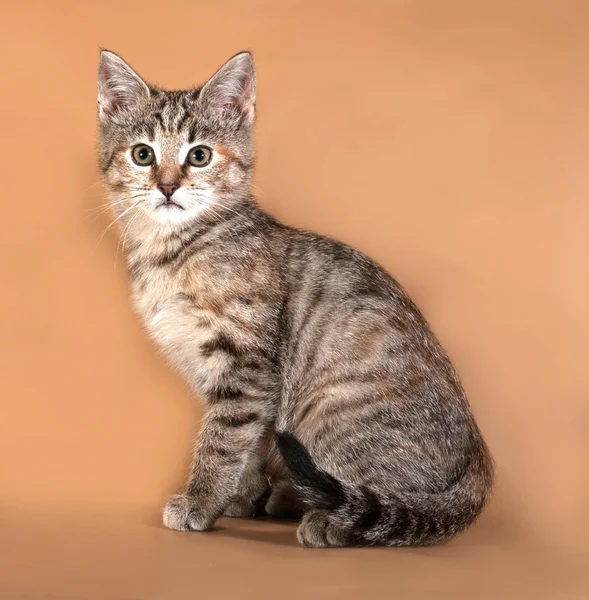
[100, 88, 129, 118]
[201, 54, 256, 120]
[218, 97, 252, 118]
[220, 101, 245, 116]
[98, 53, 149, 119]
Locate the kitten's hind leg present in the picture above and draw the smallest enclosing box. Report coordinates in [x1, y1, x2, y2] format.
[265, 479, 304, 520]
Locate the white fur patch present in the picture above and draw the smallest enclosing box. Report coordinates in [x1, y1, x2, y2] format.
[145, 297, 229, 391]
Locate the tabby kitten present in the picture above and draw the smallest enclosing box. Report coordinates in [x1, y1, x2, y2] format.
[97, 50, 493, 548]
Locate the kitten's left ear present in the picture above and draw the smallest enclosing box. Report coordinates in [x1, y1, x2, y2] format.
[98, 50, 150, 122]
[199, 52, 256, 126]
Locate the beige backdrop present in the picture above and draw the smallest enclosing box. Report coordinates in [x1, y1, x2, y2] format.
[0, 1, 588, 598]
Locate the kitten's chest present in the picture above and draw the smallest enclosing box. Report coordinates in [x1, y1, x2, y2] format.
[131, 271, 216, 380]
[132, 271, 182, 328]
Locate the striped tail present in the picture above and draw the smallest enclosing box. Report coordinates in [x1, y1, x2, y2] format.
[276, 431, 492, 547]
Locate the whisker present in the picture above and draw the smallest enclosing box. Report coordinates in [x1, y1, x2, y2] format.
[86, 193, 148, 220]
[115, 209, 142, 267]
[189, 193, 242, 216]
[82, 184, 150, 209]
[187, 197, 246, 248]
[188, 193, 257, 239]
[120, 187, 152, 193]
[85, 197, 131, 220]
[94, 199, 146, 249]
[82, 181, 103, 194]
[196, 202, 242, 247]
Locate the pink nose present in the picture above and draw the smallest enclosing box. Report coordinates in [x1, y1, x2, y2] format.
[158, 183, 178, 198]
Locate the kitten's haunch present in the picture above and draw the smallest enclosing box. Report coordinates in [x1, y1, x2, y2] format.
[97, 49, 493, 547]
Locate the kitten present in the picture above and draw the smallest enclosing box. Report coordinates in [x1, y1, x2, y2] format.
[97, 50, 494, 548]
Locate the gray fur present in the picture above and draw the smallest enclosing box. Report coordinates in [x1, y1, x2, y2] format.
[97, 50, 494, 548]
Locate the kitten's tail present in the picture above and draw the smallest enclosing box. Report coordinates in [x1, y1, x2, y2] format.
[275, 431, 492, 548]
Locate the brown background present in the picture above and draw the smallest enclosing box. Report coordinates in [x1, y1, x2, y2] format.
[1, 0, 588, 598]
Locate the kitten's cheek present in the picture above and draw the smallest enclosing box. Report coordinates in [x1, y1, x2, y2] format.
[163, 493, 215, 531]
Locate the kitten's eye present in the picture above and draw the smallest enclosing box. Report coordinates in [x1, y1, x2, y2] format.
[131, 144, 155, 166]
[187, 146, 212, 167]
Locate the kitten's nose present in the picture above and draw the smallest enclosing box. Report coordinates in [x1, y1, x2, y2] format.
[158, 183, 179, 199]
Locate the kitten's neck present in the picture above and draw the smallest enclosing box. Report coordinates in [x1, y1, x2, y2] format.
[124, 194, 271, 273]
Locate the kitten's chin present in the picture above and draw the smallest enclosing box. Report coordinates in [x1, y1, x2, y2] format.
[148, 202, 205, 226]
[156, 199, 185, 210]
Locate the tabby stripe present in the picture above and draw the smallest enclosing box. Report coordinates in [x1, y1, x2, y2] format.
[355, 487, 382, 530]
[201, 333, 242, 358]
[212, 412, 260, 428]
[317, 369, 386, 390]
[199, 445, 230, 458]
[389, 504, 412, 539]
[153, 212, 243, 268]
[102, 151, 116, 173]
[188, 123, 199, 144]
[287, 282, 325, 363]
[175, 111, 189, 133]
[209, 385, 242, 401]
[296, 400, 321, 427]
[152, 230, 203, 267]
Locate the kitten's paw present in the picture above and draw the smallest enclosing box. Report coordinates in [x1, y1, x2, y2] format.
[297, 509, 348, 548]
[163, 494, 214, 532]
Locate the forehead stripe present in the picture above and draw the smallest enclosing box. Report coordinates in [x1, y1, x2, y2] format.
[176, 110, 190, 133]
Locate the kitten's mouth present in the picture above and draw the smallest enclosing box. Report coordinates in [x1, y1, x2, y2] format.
[157, 199, 184, 210]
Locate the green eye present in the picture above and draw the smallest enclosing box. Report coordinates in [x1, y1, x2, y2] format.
[187, 146, 212, 167]
[132, 144, 155, 166]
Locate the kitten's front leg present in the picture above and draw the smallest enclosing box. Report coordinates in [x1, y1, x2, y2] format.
[163, 395, 271, 532]
[223, 451, 269, 518]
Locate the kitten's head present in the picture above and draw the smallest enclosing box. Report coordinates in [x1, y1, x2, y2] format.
[97, 50, 256, 233]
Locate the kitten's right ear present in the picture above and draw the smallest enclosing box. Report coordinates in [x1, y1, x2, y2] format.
[97, 50, 150, 122]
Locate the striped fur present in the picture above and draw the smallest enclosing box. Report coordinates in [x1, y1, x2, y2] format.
[97, 50, 494, 547]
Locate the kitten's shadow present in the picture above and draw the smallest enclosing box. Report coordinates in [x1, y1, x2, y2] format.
[144, 512, 301, 547]
[214, 520, 299, 547]
[214, 515, 300, 547]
